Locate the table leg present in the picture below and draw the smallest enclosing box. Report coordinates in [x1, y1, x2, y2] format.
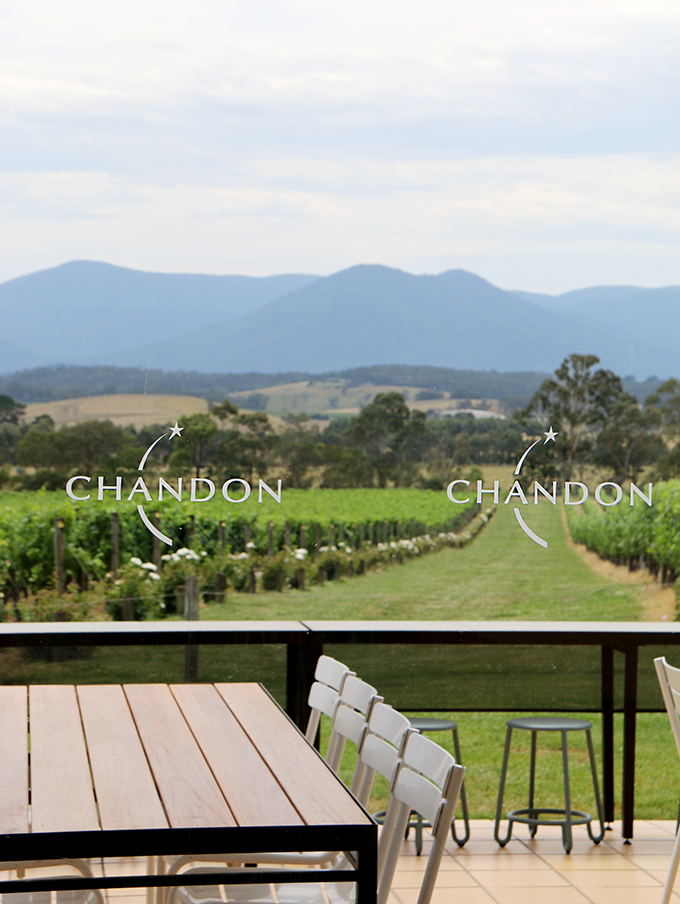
[601, 645, 615, 825]
[622, 644, 638, 841]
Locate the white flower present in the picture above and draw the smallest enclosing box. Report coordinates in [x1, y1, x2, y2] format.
[294, 548, 308, 557]
[201, 551, 207, 556]
[148, 572, 161, 581]
[176, 548, 191, 556]
[141, 562, 157, 571]
[246, 541, 255, 549]
[130, 556, 142, 566]
[161, 554, 172, 561]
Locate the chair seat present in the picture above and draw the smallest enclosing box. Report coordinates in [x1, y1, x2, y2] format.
[408, 717, 457, 732]
[506, 717, 592, 732]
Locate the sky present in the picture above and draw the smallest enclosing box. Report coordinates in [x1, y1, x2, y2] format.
[0, 0, 678, 292]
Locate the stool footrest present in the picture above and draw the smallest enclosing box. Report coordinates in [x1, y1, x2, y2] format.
[507, 807, 592, 828]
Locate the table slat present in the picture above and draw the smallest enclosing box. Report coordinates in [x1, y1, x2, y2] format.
[78, 685, 169, 831]
[124, 684, 236, 829]
[216, 683, 369, 827]
[0, 687, 28, 835]
[171, 684, 302, 828]
[30, 686, 99, 833]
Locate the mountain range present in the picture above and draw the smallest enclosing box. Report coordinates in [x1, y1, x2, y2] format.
[1, 260, 678, 380]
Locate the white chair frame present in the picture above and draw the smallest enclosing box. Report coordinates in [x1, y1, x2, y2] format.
[655, 656, 680, 904]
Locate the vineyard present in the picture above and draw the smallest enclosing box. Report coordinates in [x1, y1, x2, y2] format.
[0, 488, 485, 617]
[568, 480, 680, 583]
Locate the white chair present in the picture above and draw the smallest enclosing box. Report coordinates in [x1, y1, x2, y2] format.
[654, 656, 680, 904]
[305, 656, 354, 746]
[325, 675, 381, 774]
[165, 732, 465, 904]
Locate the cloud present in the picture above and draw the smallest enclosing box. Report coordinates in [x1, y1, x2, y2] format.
[0, 0, 678, 288]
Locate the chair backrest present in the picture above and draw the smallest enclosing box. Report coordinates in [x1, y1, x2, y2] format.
[353, 702, 412, 805]
[655, 657, 680, 759]
[326, 675, 381, 773]
[377, 733, 466, 904]
[304, 655, 353, 743]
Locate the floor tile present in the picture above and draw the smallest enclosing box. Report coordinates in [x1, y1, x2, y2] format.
[391, 888, 495, 904]
[565, 869, 660, 887]
[481, 888, 590, 904]
[391, 870, 479, 888]
[466, 868, 570, 887]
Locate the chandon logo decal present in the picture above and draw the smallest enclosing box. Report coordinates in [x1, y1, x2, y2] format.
[64, 422, 282, 547]
[446, 427, 653, 549]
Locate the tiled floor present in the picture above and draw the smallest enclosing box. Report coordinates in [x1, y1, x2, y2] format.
[3, 821, 680, 904]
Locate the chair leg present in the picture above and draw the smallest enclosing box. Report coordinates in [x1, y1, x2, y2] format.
[451, 726, 470, 847]
[561, 730, 573, 854]
[661, 824, 680, 904]
[494, 726, 514, 846]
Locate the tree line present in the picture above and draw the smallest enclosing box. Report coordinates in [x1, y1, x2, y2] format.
[2, 353, 680, 491]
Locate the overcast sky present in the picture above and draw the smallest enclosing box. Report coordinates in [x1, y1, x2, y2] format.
[0, 0, 678, 292]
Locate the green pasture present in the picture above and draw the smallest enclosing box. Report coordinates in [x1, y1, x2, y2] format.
[201, 499, 643, 621]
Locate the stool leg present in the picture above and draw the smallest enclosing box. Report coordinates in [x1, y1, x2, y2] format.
[528, 730, 538, 838]
[585, 729, 605, 844]
[415, 812, 423, 855]
[561, 730, 573, 854]
[494, 725, 514, 847]
[451, 726, 470, 847]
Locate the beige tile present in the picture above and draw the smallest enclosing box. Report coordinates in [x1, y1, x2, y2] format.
[391, 888, 495, 904]
[522, 838, 618, 855]
[453, 839, 535, 856]
[566, 868, 660, 887]
[391, 870, 479, 888]
[543, 853, 637, 871]
[482, 888, 590, 904]
[610, 839, 677, 856]
[585, 889, 672, 904]
[394, 854, 464, 871]
[467, 868, 570, 888]
[458, 854, 556, 871]
[627, 854, 676, 871]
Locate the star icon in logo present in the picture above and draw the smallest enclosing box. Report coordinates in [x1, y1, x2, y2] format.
[169, 422, 184, 439]
[544, 426, 558, 444]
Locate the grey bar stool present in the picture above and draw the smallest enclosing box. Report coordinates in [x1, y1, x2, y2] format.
[494, 716, 605, 854]
[406, 717, 470, 850]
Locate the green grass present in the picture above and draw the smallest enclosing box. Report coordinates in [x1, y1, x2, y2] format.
[200, 501, 643, 621]
[323, 710, 680, 820]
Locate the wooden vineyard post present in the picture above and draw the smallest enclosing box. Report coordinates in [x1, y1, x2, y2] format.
[329, 523, 335, 549]
[214, 571, 226, 604]
[368, 521, 373, 545]
[268, 521, 274, 557]
[152, 512, 162, 572]
[54, 518, 65, 595]
[121, 599, 135, 621]
[244, 523, 251, 551]
[359, 523, 364, 551]
[111, 512, 120, 577]
[299, 524, 306, 551]
[339, 523, 345, 545]
[315, 523, 321, 555]
[184, 574, 200, 682]
[218, 520, 226, 551]
[297, 566, 306, 590]
[188, 514, 195, 549]
[250, 569, 257, 594]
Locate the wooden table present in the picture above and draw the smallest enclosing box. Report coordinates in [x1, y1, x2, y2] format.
[0, 682, 377, 903]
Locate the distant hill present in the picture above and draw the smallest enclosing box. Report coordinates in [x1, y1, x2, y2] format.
[0, 260, 318, 372]
[0, 363, 661, 410]
[82, 265, 680, 379]
[1, 260, 678, 380]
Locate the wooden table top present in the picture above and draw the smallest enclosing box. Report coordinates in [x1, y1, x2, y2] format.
[0, 682, 371, 839]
